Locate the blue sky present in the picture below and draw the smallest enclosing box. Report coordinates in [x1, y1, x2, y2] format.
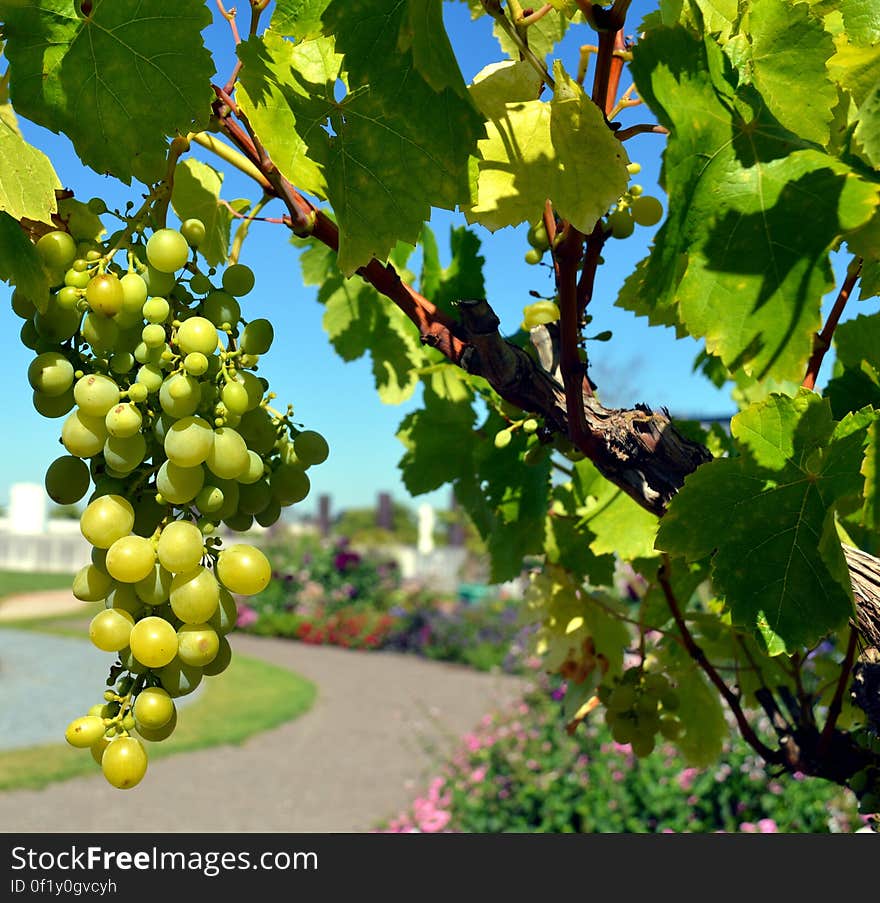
[0, 1, 849, 518]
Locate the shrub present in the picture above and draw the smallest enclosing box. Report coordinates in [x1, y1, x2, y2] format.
[378, 677, 864, 834]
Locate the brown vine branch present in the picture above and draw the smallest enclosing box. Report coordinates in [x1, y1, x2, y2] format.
[658, 555, 783, 764]
[818, 626, 859, 759]
[615, 123, 669, 141]
[802, 257, 863, 391]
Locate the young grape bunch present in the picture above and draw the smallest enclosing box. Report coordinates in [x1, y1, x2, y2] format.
[17, 202, 330, 790]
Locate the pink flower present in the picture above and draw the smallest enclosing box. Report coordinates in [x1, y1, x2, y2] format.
[419, 810, 451, 833]
[757, 819, 778, 833]
[678, 767, 699, 791]
[469, 767, 487, 784]
[739, 822, 757, 832]
[236, 604, 257, 628]
[612, 770, 625, 782]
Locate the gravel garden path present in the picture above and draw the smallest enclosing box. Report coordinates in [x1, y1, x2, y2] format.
[0, 591, 532, 833]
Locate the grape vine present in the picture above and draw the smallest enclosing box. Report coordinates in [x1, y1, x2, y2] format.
[1, 0, 879, 822]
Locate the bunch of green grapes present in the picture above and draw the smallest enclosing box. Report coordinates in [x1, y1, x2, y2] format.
[16, 204, 329, 790]
[598, 666, 682, 758]
[605, 161, 665, 240]
[524, 218, 550, 266]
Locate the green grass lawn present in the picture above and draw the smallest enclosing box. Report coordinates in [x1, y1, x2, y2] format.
[0, 622, 317, 791]
[0, 570, 75, 600]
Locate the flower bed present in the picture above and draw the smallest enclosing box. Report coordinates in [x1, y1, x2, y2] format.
[378, 677, 865, 834]
[236, 536, 533, 672]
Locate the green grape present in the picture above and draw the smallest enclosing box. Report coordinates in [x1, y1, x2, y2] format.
[135, 563, 173, 606]
[270, 464, 310, 505]
[105, 403, 142, 439]
[36, 230, 77, 271]
[142, 296, 171, 323]
[610, 716, 636, 746]
[626, 161, 641, 174]
[238, 478, 271, 516]
[170, 565, 220, 623]
[20, 319, 40, 350]
[238, 450, 266, 485]
[202, 290, 240, 328]
[220, 381, 249, 416]
[74, 374, 120, 417]
[205, 427, 249, 479]
[195, 484, 225, 515]
[106, 535, 157, 583]
[157, 657, 203, 698]
[164, 415, 214, 467]
[180, 218, 206, 248]
[136, 363, 164, 393]
[237, 407, 276, 455]
[56, 285, 81, 311]
[177, 623, 219, 667]
[156, 460, 205, 505]
[136, 706, 178, 742]
[87, 197, 107, 215]
[222, 263, 255, 297]
[101, 736, 148, 789]
[65, 715, 105, 749]
[106, 584, 144, 617]
[216, 543, 271, 596]
[144, 265, 177, 297]
[45, 455, 90, 504]
[494, 429, 512, 449]
[207, 477, 240, 522]
[157, 520, 205, 574]
[128, 616, 178, 669]
[80, 494, 135, 548]
[184, 352, 209, 376]
[133, 687, 175, 730]
[631, 195, 664, 227]
[202, 635, 232, 676]
[189, 273, 213, 296]
[608, 684, 636, 712]
[635, 693, 659, 716]
[109, 352, 136, 375]
[88, 608, 135, 652]
[230, 370, 264, 410]
[293, 430, 329, 466]
[527, 220, 550, 251]
[660, 689, 680, 711]
[224, 511, 254, 532]
[119, 271, 148, 313]
[659, 715, 684, 741]
[176, 316, 219, 356]
[85, 273, 124, 317]
[146, 228, 190, 273]
[33, 386, 75, 418]
[628, 183, 643, 197]
[28, 351, 74, 397]
[607, 209, 635, 239]
[61, 409, 108, 458]
[127, 383, 148, 404]
[81, 311, 120, 352]
[208, 588, 237, 635]
[72, 563, 115, 602]
[104, 434, 146, 474]
[630, 732, 656, 759]
[521, 300, 560, 330]
[11, 289, 36, 319]
[34, 300, 81, 343]
[159, 373, 200, 418]
[644, 672, 671, 697]
[240, 318, 274, 355]
[524, 248, 543, 265]
[141, 323, 167, 348]
[255, 497, 282, 528]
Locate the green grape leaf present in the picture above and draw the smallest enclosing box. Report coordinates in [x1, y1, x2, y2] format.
[0, 211, 49, 307]
[620, 26, 880, 382]
[572, 459, 660, 560]
[0, 0, 215, 183]
[492, 7, 569, 62]
[748, 0, 838, 147]
[397, 385, 478, 495]
[298, 238, 426, 403]
[860, 421, 880, 532]
[465, 60, 629, 234]
[57, 197, 105, 244]
[656, 390, 873, 652]
[171, 158, 241, 267]
[418, 224, 486, 320]
[270, 0, 332, 39]
[834, 313, 880, 371]
[855, 82, 880, 169]
[0, 68, 19, 134]
[860, 260, 880, 301]
[238, 31, 481, 276]
[0, 119, 59, 224]
[668, 660, 727, 767]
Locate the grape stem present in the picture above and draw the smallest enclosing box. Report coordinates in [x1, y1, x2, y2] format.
[481, 0, 556, 91]
[801, 256, 862, 391]
[616, 123, 669, 141]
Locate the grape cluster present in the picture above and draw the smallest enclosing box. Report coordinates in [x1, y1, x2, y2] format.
[605, 162, 664, 240]
[15, 203, 329, 789]
[598, 666, 682, 759]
